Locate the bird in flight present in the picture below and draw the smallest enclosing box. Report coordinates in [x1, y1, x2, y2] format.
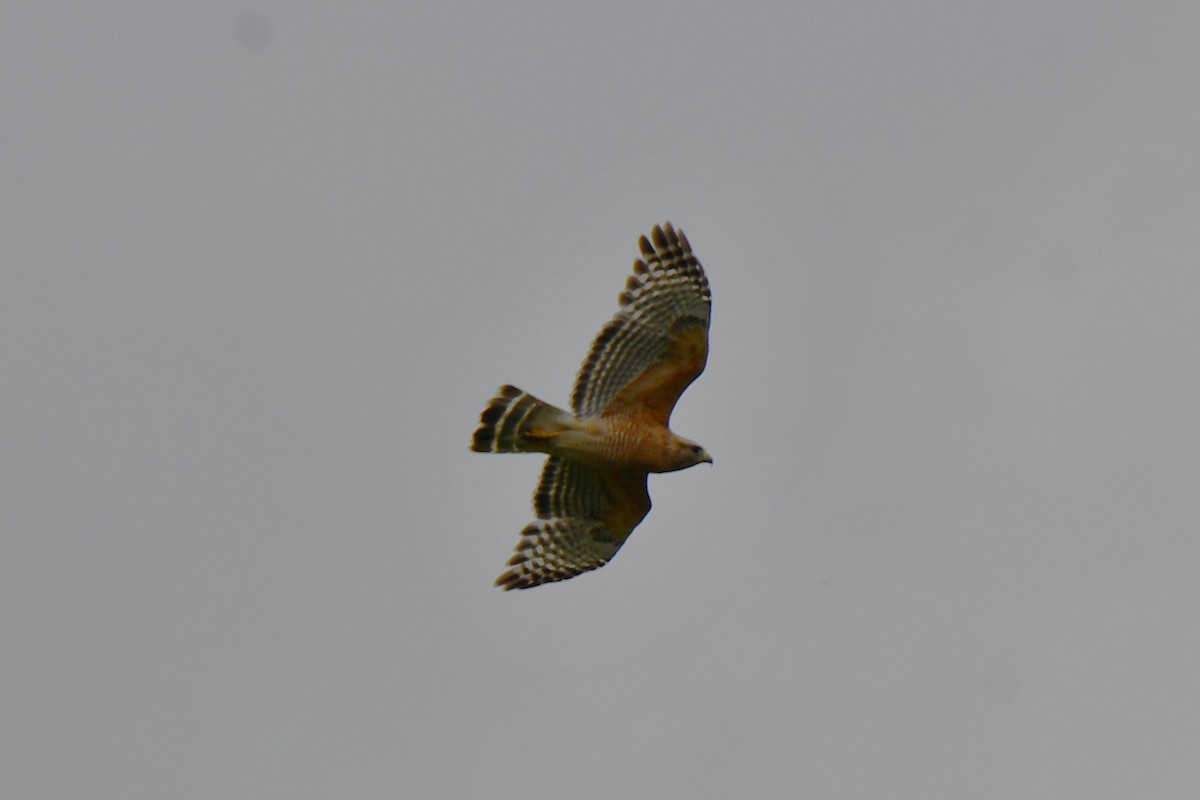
[471, 222, 712, 589]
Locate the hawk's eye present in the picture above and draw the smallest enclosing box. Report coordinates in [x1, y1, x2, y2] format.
[690, 445, 703, 453]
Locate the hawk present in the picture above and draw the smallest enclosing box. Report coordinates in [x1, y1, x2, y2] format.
[471, 222, 712, 590]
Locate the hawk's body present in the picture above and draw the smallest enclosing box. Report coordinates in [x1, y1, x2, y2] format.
[471, 223, 711, 590]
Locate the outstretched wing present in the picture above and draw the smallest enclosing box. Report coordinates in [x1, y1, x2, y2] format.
[495, 457, 650, 590]
[570, 223, 711, 425]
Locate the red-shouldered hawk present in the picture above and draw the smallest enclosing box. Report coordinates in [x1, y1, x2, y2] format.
[471, 222, 712, 590]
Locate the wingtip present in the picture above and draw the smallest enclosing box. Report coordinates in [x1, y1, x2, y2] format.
[651, 224, 668, 249]
[648, 221, 685, 252]
[495, 569, 532, 590]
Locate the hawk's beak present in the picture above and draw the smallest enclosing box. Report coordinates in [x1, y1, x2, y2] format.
[701, 452, 713, 465]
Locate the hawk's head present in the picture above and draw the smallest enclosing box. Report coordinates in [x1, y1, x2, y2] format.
[663, 435, 712, 472]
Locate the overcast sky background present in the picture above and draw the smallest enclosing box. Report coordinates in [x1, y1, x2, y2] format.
[5, 2, 1200, 797]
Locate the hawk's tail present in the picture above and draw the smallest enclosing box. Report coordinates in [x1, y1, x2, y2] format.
[471, 385, 573, 454]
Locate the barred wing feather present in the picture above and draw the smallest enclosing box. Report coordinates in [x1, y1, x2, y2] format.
[495, 457, 650, 590]
[570, 223, 711, 424]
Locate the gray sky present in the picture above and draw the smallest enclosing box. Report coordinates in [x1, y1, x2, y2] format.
[5, 2, 1200, 797]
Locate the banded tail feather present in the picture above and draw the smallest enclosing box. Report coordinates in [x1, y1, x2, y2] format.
[470, 385, 573, 454]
